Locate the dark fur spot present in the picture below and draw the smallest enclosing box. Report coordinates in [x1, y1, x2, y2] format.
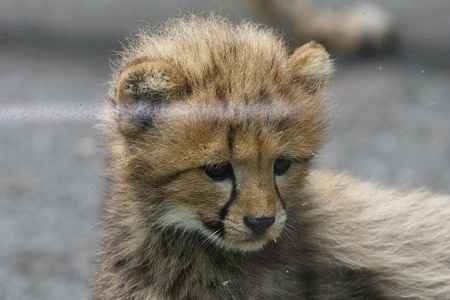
[159, 234, 171, 258]
[144, 274, 157, 286]
[215, 84, 228, 102]
[169, 263, 193, 297]
[203, 220, 224, 236]
[114, 259, 128, 269]
[299, 267, 318, 298]
[274, 117, 291, 131]
[118, 104, 157, 129]
[185, 85, 193, 96]
[343, 268, 387, 299]
[212, 253, 228, 269]
[208, 277, 221, 290]
[227, 123, 236, 153]
[185, 294, 196, 300]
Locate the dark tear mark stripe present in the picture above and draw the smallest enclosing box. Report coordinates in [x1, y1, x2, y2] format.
[273, 177, 286, 210]
[218, 122, 238, 221]
[203, 124, 238, 236]
[219, 174, 237, 220]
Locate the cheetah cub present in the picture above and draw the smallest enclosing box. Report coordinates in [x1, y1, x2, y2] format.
[93, 15, 450, 299]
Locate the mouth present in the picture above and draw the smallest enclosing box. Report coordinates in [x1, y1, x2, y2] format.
[226, 235, 274, 252]
[200, 214, 286, 252]
[217, 227, 282, 252]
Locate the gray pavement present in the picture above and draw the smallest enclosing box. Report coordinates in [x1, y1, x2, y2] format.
[1, 1, 449, 299]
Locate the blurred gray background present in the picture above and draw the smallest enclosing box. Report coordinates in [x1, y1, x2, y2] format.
[0, 1, 449, 299]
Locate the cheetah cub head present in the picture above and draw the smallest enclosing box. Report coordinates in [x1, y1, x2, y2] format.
[108, 18, 332, 253]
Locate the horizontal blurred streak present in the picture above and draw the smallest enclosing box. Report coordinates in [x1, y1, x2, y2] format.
[0, 105, 101, 122]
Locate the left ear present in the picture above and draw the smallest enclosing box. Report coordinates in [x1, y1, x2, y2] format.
[112, 59, 189, 136]
[115, 59, 188, 105]
[290, 41, 334, 94]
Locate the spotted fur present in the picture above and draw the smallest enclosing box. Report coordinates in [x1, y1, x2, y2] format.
[92, 15, 450, 299]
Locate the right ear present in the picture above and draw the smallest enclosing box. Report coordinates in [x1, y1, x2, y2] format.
[290, 41, 333, 94]
[116, 59, 188, 105]
[114, 59, 188, 135]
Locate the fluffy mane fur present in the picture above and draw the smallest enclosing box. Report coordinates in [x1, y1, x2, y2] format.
[93, 15, 450, 300]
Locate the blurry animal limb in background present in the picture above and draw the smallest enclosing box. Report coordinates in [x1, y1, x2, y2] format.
[247, 0, 398, 55]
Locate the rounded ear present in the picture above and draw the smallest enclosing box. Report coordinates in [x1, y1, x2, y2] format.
[290, 41, 334, 94]
[114, 59, 188, 136]
[116, 59, 188, 105]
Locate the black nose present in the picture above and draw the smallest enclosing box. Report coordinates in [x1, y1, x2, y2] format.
[244, 216, 275, 235]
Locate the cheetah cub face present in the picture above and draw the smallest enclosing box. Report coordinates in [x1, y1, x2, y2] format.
[111, 41, 332, 252]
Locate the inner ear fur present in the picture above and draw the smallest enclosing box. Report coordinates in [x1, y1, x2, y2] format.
[290, 41, 333, 94]
[115, 59, 188, 105]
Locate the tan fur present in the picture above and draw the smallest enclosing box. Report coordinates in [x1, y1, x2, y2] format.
[93, 15, 450, 299]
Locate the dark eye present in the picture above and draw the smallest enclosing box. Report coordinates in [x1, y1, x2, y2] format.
[203, 163, 233, 181]
[273, 158, 292, 176]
